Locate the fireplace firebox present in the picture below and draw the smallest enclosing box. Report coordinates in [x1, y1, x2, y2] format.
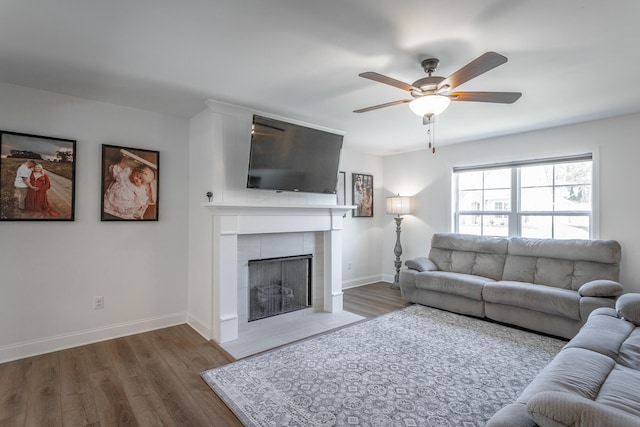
[248, 254, 312, 321]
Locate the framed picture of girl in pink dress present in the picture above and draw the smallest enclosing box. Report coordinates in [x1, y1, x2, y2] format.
[101, 144, 159, 221]
[0, 130, 76, 221]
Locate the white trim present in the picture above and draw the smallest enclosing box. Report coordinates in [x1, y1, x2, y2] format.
[0, 312, 187, 364]
[342, 274, 385, 289]
[187, 315, 212, 341]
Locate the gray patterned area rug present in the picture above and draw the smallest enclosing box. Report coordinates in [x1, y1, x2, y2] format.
[201, 304, 566, 426]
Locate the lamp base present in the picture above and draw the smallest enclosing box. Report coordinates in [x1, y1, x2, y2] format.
[391, 216, 404, 291]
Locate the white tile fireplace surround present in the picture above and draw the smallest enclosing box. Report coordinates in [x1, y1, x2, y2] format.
[203, 203, 354, 345]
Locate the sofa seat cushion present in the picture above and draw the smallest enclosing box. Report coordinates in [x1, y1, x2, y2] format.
[516, 347, 615, 404]
[596, 365, 640, 417]
[483, 281, 581, 320]
[618, 328, 640, 371]
[414, 271, 490, 301]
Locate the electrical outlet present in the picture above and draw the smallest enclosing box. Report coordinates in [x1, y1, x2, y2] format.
[348, 262, 352, 270]
[93, 296, 104, 310]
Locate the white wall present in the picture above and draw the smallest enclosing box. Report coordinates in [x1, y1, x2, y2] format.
[0, 83, 189, 362]
[338, 147, 386, 287]
[383, 113, 640, 293]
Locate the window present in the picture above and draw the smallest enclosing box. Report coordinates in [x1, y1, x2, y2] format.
[453, 155, 593, 239]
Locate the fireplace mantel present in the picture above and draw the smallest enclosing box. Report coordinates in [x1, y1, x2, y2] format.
[202, 202, 353, 219]
[202, 202, 354, 343]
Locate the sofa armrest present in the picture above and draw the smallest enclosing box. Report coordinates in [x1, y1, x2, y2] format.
[616, 293, 640, 326]
[404, 257, 437, 272]
[578, 279, 624, 298]
[527, 391, 640, 427]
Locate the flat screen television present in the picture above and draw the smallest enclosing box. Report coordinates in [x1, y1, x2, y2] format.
[247, 114, 344, 194]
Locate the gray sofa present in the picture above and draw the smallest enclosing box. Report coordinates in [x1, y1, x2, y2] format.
[399, 233, 623, 339]
[486, 293, 640, 426]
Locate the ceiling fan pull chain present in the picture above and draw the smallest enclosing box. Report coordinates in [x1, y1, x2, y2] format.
[425, 114, 435, 153]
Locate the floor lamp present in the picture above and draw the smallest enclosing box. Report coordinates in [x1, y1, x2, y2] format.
[386, 195, 413, 290]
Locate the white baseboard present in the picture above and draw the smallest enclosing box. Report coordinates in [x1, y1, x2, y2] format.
[0, 312, 187, 364]
[187, 315, 212, 341]
[342, 274, 384, 289]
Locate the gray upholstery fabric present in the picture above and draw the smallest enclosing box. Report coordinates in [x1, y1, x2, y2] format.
[617, 293, 640, 326]
[485, 302, 581, 341]
[431, 232, 509, 254]
[579, 296, 616, 321]
[579, 280, 624, 297]
[527, 391, 640, 427]
[486, 403, 538, 427]
[516, 347, 615, 403]
[508, 237, 621, 263]
[618, 329, 640, 371]
[428, 233, 508, 281]
[415, 271, 489, 300]
[400, 233, 623, 339]
[483, 281, 581, 320]
[404, 257, 437, 272]
[487, 305, 640, 427]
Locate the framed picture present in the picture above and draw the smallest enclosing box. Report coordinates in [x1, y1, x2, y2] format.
[352, 172, 373, 217]
[336, 171, 346, 205]
[101, 144, 159, 221]
[0, 130, 76, 221]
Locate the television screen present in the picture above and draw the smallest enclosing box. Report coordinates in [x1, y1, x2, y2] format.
[247, 115, 343, 194]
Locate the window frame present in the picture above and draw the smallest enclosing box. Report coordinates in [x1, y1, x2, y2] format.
[452, 154, 595, 239]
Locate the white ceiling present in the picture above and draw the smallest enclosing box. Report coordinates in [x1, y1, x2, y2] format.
[1, 1, 639, 155]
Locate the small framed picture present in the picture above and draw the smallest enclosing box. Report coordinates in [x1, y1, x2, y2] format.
[101, 144, 159, 221]
[352, 173, 373, 217]
[0, 130, 76, 221]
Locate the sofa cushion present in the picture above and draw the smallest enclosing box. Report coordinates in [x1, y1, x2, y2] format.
[534, 258, 574, 289]
[573, 261, 621, 289]
[429, 233, 508, 280]
[508, 237, 621, 263]
[618, 328, 640, 371]
[414, 271, 489, 300]
[564, 310, 635, 359]
[527, 391, 640, 427]
[502, 255, 536, 283]
[516, 347, 615, 403]
[617, 293, 640, 326]
[483, 281, 581, 320]
[596, 365, 640, 417]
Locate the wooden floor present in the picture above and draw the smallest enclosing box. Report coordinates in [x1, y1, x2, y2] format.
[0, 282, 409, 427]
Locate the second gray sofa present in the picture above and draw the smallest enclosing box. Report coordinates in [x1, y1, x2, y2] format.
[399, 233, 623, 339]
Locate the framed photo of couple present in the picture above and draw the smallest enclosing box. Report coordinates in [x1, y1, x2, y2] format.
[0, 130, 76, 221]
[101, 144, 159, 221]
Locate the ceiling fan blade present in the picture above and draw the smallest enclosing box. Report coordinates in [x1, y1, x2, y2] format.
[359, 72, 419, 92]
[353, 99, 412, 113]
[438, 52, 508, 91]
[449, 91, 522, 104]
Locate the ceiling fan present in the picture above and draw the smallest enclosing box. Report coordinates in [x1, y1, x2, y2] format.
[354, 51, 522, 128]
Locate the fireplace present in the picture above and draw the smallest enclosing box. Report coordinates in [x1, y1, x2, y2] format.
[197, 203, 353, 343]
[248, 254, 312, 321]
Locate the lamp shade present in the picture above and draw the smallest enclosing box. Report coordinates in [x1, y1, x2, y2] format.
[409, 95, 451, 117]
[386, 195, 412, 215]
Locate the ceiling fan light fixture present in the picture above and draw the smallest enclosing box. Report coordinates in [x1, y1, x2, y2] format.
[409, 95, 451, 117]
